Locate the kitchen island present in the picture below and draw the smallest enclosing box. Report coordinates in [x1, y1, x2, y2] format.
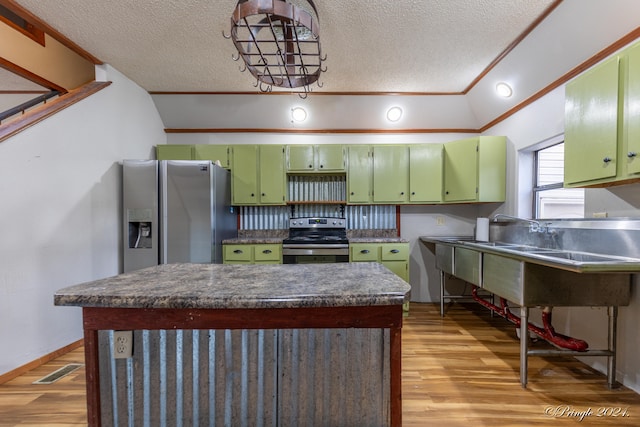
[55, 262, 410, 427]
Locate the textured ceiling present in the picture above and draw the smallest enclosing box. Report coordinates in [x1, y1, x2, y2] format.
[11, 0, 556, 93]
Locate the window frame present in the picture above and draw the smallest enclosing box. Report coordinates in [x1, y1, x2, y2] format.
[532, 141, 584, 219]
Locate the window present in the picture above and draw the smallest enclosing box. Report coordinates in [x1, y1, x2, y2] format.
[533, 143, 584, 219]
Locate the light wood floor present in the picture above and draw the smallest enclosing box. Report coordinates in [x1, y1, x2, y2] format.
[1, 302, 640, 426]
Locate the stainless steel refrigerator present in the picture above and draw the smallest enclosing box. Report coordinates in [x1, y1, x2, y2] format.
[123, 160, 237, 273]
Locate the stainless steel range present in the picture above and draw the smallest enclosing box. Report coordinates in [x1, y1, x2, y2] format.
[282, 217, 349, 263]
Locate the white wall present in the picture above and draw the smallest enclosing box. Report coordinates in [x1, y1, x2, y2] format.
[0, 65, 165, 377]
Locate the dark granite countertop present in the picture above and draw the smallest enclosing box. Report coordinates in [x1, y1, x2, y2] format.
[222, 238, 284, 244]
[349, 237, 409, 243]
[54, 263, 410, 309]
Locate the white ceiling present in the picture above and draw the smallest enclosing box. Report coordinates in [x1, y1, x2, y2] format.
[12, 0, 556, 93]
[6, 0, 640, 130]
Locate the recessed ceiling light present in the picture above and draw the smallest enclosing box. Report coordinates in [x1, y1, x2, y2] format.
[291, 107, 307, 122]
[495, 82, 513, 98]
[386, 106, 403, 122]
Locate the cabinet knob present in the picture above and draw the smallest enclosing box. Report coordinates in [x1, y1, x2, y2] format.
[251, 193, 255, 197]
[262, 249, 272, 254]
[233, 249, 243, 254]
[445, 191, 449, 195]
[390, 249, 400, 254]
[308, 164, 313, 168]
[319, 164, 324, 168]
[400, 192, 404, 195]
[411, 192, 415, 195]
[603, 157, 612, 163]
[351, 192, 355, 195]
[360, 249, 370, 254]
[261, 192, 265, 196]
[628, 152, 637, 158]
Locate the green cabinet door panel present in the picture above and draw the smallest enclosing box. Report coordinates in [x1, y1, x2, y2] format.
[477, 136, 506, 202]
[373, 145, 409, 203]
[258, 145, 286, 204]
[382, 261, 408, 282]
[347, 146, 372, 203]
[231, 145, 259, 205]
[156, 145, 194, 160]
[626, 43, 640, 176]
[443, 138, 478, 202]
[317, 145, 345, 171]
[194, 145, 229, 168]
[564, 56, 619, 185]
[287, 145, 315, 171]
[409, 144, 443, 203]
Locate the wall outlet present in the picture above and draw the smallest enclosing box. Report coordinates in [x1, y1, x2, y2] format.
[436, 216, 446, 226]
[113, 330, 133, 359]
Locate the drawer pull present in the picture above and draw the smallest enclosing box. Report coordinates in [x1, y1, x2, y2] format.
[390, 249, 400, 253]
[262, 249, 272, 254]
[233, 249, 243, 254]
[360, 249, 370, 254]
[603, 157, 612, 163]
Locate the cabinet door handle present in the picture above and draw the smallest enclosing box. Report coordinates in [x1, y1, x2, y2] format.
[250, 193, 255, 197]
[411, 191, 415, 195]
[351, 191, 355, 195]
[262, 249, 272, 254]
[360, 249, 370, 254]
[308, 164, 313, 168]
[400, 192, 405, 195]
[261, 192, 265, 196]
[390, 249, 400, 253]
[233, 249, 243, 254]
[628, 152, 637, 158]
[319, 164, 324, 168]
[603, 157, 612, 163]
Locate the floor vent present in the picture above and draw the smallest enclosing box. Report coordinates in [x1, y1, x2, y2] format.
[32, 363, 83, 385]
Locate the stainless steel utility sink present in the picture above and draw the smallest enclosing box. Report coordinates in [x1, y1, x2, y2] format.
[531, 251, 635, 263]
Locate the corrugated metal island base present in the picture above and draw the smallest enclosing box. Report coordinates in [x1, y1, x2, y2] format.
[54, 263, 411, 427]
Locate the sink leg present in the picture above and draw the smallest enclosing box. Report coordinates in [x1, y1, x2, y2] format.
[440, 270, 445, 317]
[520, 306, 529, 388]
[607, 306, 618, 389]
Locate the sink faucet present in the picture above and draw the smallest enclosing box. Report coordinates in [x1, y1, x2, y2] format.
[491, 214, 542, 232]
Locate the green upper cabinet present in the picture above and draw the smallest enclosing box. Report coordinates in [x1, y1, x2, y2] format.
[443, 136, 506, 203]
[564, 56, 619, 186]
[409, 144, 443, 203]
[193, 145, 230, 168]
[259, 145, 286, 204]
[564, 40, 640, 187]
[347, 145, 372, 204]
[316, 145, 345, 171]
[443, 138, 478, 202]
[231, 145, 259, 205]
[287, 144, 345, 172]
[287, 145, 315, 171]
[373, 145, 409, 203]
[624, 43, 640, 176]
[231, 145, 285, 205]
[156, 145, 194, 160]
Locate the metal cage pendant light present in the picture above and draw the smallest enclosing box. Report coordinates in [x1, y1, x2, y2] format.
[224, 0, 326, 97]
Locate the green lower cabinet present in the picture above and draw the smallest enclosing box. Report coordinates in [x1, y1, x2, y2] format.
[350, 242, 410, 311]
[223, 243, 282, 264]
